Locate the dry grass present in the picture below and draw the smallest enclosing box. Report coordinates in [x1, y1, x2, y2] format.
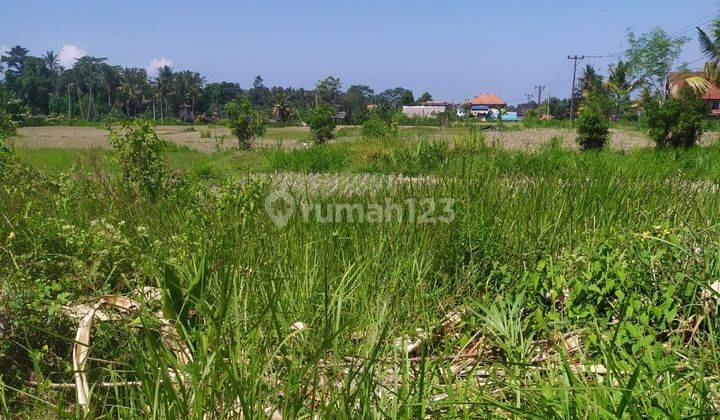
[15, 126, 305, 152]
[14, 125, 719, 153]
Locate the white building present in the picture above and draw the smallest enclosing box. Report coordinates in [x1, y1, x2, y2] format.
[401, 105, 447, 118]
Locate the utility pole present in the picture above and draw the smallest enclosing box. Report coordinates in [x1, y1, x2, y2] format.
[547, 86, 551, 117]
[568, 55, 584, 122]
[534, 85, 546, 111]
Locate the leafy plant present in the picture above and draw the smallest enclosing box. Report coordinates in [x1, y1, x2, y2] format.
[224, 100, 266, 149]
[0, 112, 16, 138]
[362, 117, 389, 140]
[645, 96, 707, 148]
[576, 93, 611, 150]
[161, 262, 207, 337]
[108, 120, 167, 196]
[0, 137, 12, 180]
[305, 105, 336, 144]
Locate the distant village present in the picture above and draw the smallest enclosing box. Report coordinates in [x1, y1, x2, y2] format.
[400, 93, 524, 122]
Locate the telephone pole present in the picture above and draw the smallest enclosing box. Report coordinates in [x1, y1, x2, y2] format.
[534, 85, 546, 111]
[568, 55, 584, 122]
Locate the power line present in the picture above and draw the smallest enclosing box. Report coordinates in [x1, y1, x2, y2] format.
[584, 53, 623, 59]
[669, 8, 720, 37]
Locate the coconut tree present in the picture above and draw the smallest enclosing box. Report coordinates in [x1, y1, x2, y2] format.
[42, 51, 62, 96]
[272, 93, 291, 123]
[607, 60, 641, 119]
[664, 24, 718, 97]
[0, 45, 29, 75]
[118, 68, 150, 115]
[156, 65, 174, 122]
[175, 70, 204, 118]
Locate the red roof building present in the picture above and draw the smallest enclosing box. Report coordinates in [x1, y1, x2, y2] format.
[467, 93, 507, 107]
[668, 72, 720, 117]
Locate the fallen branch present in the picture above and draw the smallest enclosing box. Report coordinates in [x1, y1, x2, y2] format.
[60, 290, 191, 412]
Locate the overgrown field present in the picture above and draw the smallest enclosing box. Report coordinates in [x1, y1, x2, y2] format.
[2, 129, 720, 417]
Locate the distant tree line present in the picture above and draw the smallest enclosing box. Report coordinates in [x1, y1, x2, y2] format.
[0, 46, 419, 125]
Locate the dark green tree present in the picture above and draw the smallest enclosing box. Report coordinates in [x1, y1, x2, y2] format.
[224, 99, 266, 149]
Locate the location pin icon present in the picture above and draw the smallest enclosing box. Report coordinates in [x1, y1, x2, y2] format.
[265, 191, 296, 229]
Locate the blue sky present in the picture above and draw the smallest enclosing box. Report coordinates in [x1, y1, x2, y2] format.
[1, 0, 718, 104]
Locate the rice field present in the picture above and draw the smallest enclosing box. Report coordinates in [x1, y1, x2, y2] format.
[2, 124, 720, 417]
[16, 124, 717, 152]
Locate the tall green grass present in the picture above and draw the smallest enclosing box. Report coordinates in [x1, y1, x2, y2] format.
[2, 139, 720, 416]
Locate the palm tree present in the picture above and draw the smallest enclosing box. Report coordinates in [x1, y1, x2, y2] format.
[699, 21, 720, 83]
[272, 93, 291, 123]
[72, 56, 107, 120]
[0, 45, 29, 75]
[156, 65, 174, 122]
[665, 24, 717, 97]
[99, 63, 121, 108]
[187, 72, 204, 117]
[118, 68, 149, 115]
[174, 70, 204, 118]
[578, 65, 603, 94]
[607, 60, 640, 119]
[42, 51, 62, 96]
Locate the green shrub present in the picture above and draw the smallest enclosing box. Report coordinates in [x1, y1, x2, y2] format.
[200, 129, 211, 138]
[305, 105, 336, 144]
[0, 137, 12, 180]
[576, 99, 610, 151]
[645, 97, 707, 149]
[362, 117, 389, 140]
[0, 112, 16, 137]
[108, 120, 167, 197]
[224, 100, 266, 149]
[4, 97, 31, 126]
[192, 160, 224, 181]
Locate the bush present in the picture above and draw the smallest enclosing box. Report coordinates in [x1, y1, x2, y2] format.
[0, 93, 18, 137]
[576, 96, 610, 151]
[224, 100, 266, 149]
[4, 97, 31, 126]
[360, 112, 401, 142]
[305, 105, 336, 144]
[362, 117, 390, 140]
[108, 120, 167, 197]
[0, 112, 15, 138]
[645, 97, 707, 149]
[0, 137, 12, 180]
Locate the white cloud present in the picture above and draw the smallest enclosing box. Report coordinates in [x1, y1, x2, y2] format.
[147, 57, 173, 76]
[0, 45, 8, 55]
[58, 44, 87, 68]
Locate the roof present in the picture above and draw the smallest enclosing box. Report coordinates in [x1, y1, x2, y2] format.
[668, 72, 720, 100]
[422, 100, 452, 107]
[467, 93, 507, 106]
